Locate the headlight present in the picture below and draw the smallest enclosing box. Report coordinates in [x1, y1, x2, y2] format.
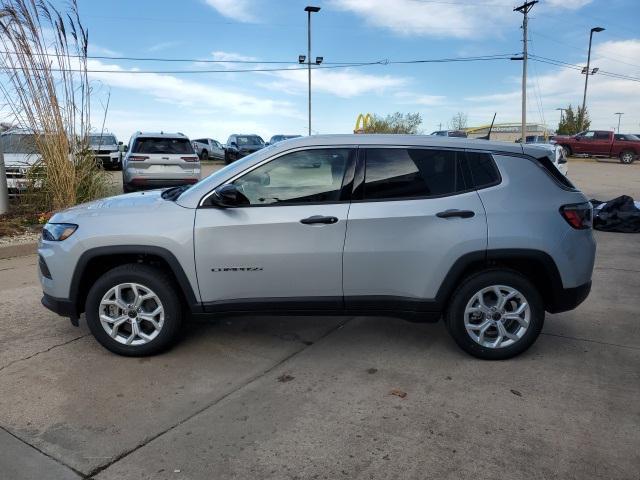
[42, 223, 78, 241]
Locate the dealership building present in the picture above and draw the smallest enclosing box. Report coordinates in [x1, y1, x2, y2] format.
[465, 123, 552, 142]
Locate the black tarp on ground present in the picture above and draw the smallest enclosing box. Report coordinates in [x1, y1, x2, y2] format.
[590, 195, 640, 233]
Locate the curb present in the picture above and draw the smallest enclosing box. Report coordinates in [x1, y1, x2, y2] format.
[0, 242, 38, 260]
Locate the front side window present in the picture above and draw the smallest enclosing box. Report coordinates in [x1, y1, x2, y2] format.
[582, 131, 595, 139]
[132, 137, 194, 154]
[362, 148, 464, 200]
[232, 148, 351, 206]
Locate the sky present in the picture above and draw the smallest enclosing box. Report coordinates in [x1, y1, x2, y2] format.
[10, 0, 640, 141]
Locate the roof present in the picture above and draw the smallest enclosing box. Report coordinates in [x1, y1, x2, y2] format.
[134, 131, 188, 138]
[267, 134, 525, 155]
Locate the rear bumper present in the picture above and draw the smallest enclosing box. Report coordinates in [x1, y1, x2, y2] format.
[127, 177, 199, 188]
[547, 280, 592, 313]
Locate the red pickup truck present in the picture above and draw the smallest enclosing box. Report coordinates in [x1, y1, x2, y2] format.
[555, 130, 640, 164]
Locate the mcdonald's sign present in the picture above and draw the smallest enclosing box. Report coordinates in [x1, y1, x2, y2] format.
[354, 113, 372, 134]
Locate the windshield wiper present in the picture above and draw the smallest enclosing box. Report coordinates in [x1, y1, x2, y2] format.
[161, 185, 190, 201]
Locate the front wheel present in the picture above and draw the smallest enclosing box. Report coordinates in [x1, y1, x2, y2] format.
[445, 269, 544, 360]
[85, 264, 183, 356]
[561, 145, 572, 157]
[619, 150, 635, 164]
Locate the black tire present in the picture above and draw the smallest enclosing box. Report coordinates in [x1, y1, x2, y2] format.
[560, 145, 572, 157]
[444, 269, 544, 360]
[200, 149, 209, 160]
[619, 150, 635, 164]
[224, 151, 232, 164]
[85, 264, 183, 356]
[123, 182, 135, 193]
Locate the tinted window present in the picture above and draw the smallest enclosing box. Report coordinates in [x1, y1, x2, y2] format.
[594, 131, 610, 140]
[236, 136, 264, 146]
[89, 135, 117, 145]
[0, 133, 39, 154]
[132, 137, 194, 154]
[466, 152, 500, 188]
[363, 148, 465, 200]
[232, 148, 351, 206]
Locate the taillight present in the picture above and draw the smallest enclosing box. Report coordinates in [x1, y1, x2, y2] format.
[181, 156, 199, 162]
[560, 203, 592, 229]
[128, 155, 149, 161]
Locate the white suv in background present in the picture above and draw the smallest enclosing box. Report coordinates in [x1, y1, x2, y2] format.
[122, 132, 200, 193]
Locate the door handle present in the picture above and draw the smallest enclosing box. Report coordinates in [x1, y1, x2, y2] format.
[300, 215, 339, 225]
[436, 209, 475, 219]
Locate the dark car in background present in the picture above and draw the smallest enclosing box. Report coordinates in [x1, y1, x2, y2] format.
[224, 134, 265, 164]
[430, 130, 467, 138]
[268, 134, 301, 145]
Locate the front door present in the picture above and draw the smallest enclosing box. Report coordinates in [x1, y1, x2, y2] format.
[343, 147, 487, 310]
[194, 147, 355, 311]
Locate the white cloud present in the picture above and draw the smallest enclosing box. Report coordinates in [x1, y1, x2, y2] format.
[456, 39, 640, 131]
[205, 0, 256, 22]
[329, 0, 514, 39]
[211, 51, 258, 62]
[543, 0, 593, 9]
[261, 67, 407, 98]
[148, 41, 181, 53]
[89, 45, 121, 57]
[86, 59, 301, 119]
[394, 91, 446, 106]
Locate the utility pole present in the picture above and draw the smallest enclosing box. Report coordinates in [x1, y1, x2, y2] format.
[580, 27, 605, 130]
[514, 1, 537, 144]
[614, 112, 624, 134]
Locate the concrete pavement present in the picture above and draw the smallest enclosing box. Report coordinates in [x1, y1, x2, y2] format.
[0, 159, 639, 479]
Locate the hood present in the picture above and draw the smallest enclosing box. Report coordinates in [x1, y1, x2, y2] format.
[1, 153, 41, 167]
[50, 189, 181, 223]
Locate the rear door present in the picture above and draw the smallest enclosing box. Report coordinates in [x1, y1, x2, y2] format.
[592, 131, 612, 155]
[343, 147, 487, 310]
[194, 146, 356, 310]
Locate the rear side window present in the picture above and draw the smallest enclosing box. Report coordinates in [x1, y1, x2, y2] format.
[132, 137, 194, 154]
[362, 148, 465, 200]
[466, 152, 500, 189]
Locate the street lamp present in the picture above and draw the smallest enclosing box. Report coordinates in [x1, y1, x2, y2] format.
[614, 112, 624, 134]
[302, 6, 321, 136]
[580, 26, 605, 130]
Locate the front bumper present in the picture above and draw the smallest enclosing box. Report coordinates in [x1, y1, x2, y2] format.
[548, 280, 592, 313]
[41, 293, 79, 325]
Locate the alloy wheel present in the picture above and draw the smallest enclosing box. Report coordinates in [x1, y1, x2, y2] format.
[463, 285, 530, 349]
[99, 283, 165, 346]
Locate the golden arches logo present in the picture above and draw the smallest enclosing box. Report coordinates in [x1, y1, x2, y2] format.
[354, 113, 372, 134]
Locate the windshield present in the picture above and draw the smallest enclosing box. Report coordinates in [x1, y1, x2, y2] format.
[132, 137, 194, 154]
[0, 133, 39, 154]
[236, 136, 264, 146]
[89, 134, 117, 146]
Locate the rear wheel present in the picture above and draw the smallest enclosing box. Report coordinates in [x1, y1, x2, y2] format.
[85, 264, 183, 356]
[445, 269, 544, 360]
[619, 150, 635, 164]
[200, 149, 209, 160]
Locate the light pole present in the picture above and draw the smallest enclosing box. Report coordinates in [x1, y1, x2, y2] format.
[580, 26, 605, 130]
[614, 112, 624, 134]
[303, 6, 320, 136]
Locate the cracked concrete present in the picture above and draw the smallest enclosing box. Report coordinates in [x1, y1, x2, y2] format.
[0, 160, 639, 479]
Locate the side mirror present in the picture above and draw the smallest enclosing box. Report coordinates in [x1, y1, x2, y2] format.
[118, 141, 123, 145]
[265, 142, 270, 146]
[210, 184, 249, 208]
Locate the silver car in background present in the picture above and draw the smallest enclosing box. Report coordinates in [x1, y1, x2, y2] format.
[192, 138, 225, 161]
[122, 132, 200, 192]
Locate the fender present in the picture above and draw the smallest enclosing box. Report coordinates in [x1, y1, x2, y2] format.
[69, 245, 202, 314]
[434, 248, 564, 311]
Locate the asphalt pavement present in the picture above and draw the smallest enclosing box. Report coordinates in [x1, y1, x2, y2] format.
[0, 159, 639, 479]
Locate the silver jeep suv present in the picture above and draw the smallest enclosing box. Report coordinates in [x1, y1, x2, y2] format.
[39, 135, 595, 359]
